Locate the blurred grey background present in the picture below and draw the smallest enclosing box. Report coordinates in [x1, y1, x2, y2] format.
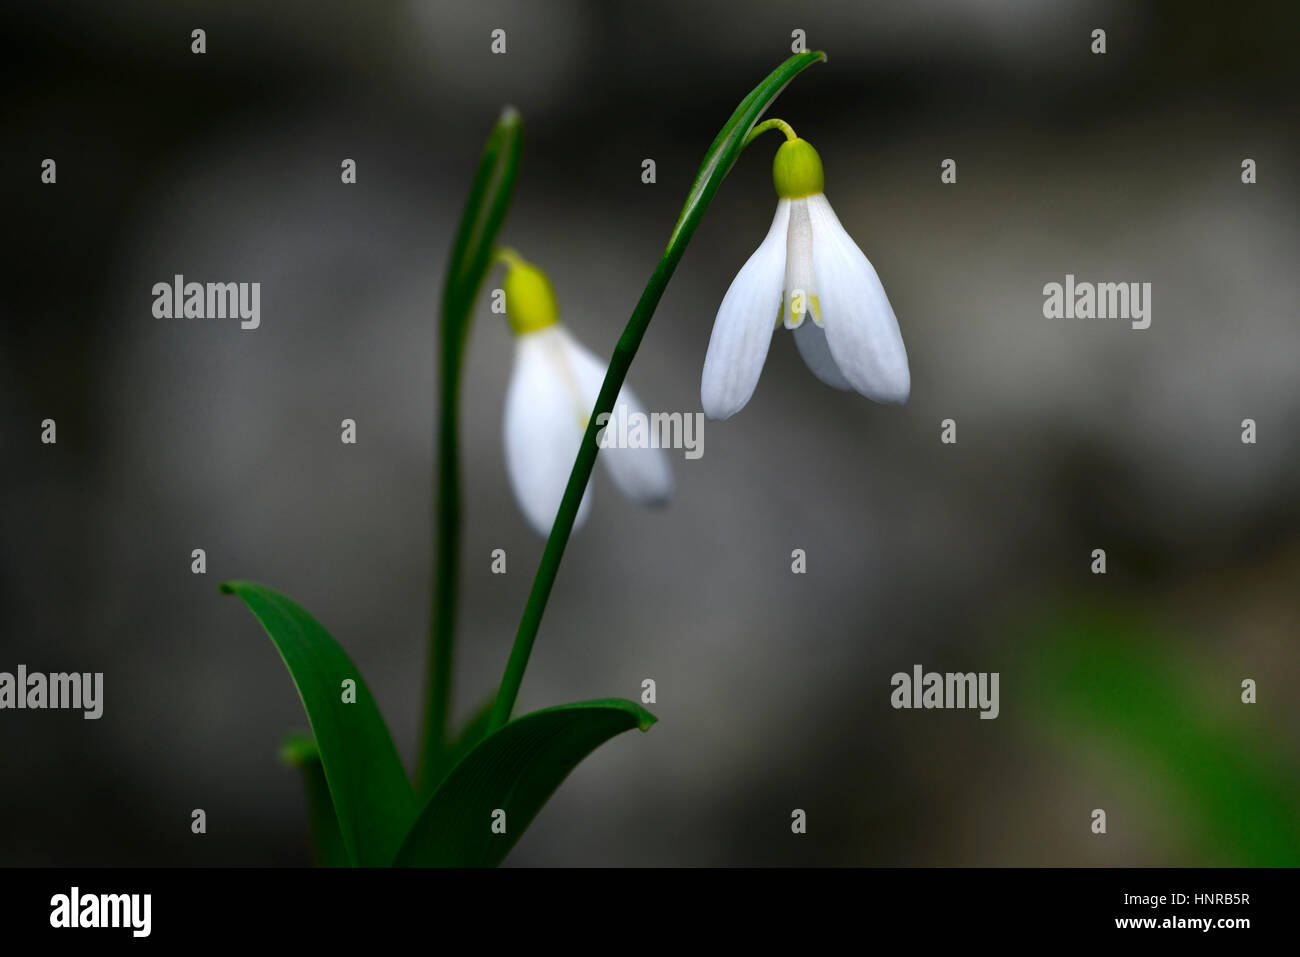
[2, 0, 1298, 865]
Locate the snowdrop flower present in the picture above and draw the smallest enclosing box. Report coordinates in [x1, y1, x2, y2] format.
[701, 121, 910, 419]
[498, 250, 673, 536]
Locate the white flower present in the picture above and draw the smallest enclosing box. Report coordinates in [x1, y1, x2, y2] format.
[701, 133, 910, 419]
[500, 253, 673, 536]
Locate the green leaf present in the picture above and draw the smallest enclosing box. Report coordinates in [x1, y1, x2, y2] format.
[491, 52, 826, 732]
[280, 733, 348, 868]
[420, 105, 524, 793]
[221, 580, 417, 866]
[441, 692, 499, 781]
[442, 105, 523, 337]
[395, 698, 655, 867]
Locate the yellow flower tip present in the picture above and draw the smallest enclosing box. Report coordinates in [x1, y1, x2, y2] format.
[499, 252, 560, 335]
[772, 137, 824, 199]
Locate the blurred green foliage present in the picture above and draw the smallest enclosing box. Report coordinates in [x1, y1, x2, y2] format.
[1023, 607, 1300, 866]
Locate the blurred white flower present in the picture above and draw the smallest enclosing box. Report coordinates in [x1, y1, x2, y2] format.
[702, 131, 910, 419]
[499, 251, 673, 536]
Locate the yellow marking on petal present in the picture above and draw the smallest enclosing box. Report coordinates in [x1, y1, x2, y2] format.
[786, 292, 820, 328]
[788, 290, 806, 328]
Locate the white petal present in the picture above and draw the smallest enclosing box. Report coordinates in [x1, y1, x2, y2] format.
[556, 326, 675, 508]
[792, 319, 852, 390]
[782, 198, 819, 329]
[807, 193, 910, 404]
[701, 199, 790, 419]
[503, 327, 594, 537]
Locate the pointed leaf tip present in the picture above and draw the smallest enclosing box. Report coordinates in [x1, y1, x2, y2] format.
[221, 579, 416, 867]
[396, 697, 656, 867]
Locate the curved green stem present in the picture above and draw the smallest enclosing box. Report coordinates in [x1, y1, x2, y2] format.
[493, 246, 527, 271]
[743, 117, 797, 148]
[489, 51, 827, 732]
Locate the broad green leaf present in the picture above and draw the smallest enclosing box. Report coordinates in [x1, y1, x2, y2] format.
[221, 581, 416, 866]
[421, 105, 524, 792]
[280, 732, 348, 868]
[395, 698, 655, 867]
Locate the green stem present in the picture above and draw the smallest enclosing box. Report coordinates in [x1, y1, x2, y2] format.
[281, 734, 348, 868]
[743, 117, 797, 147]
[419, 107, 523, 792]
[489, 51, 826, 732]
[421, 332, 461, 787]
[493, 246, 527, 271]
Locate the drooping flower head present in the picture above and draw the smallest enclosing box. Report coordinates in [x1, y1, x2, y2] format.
[499, 250, 673, 536]
[701, 121, 910, 419]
